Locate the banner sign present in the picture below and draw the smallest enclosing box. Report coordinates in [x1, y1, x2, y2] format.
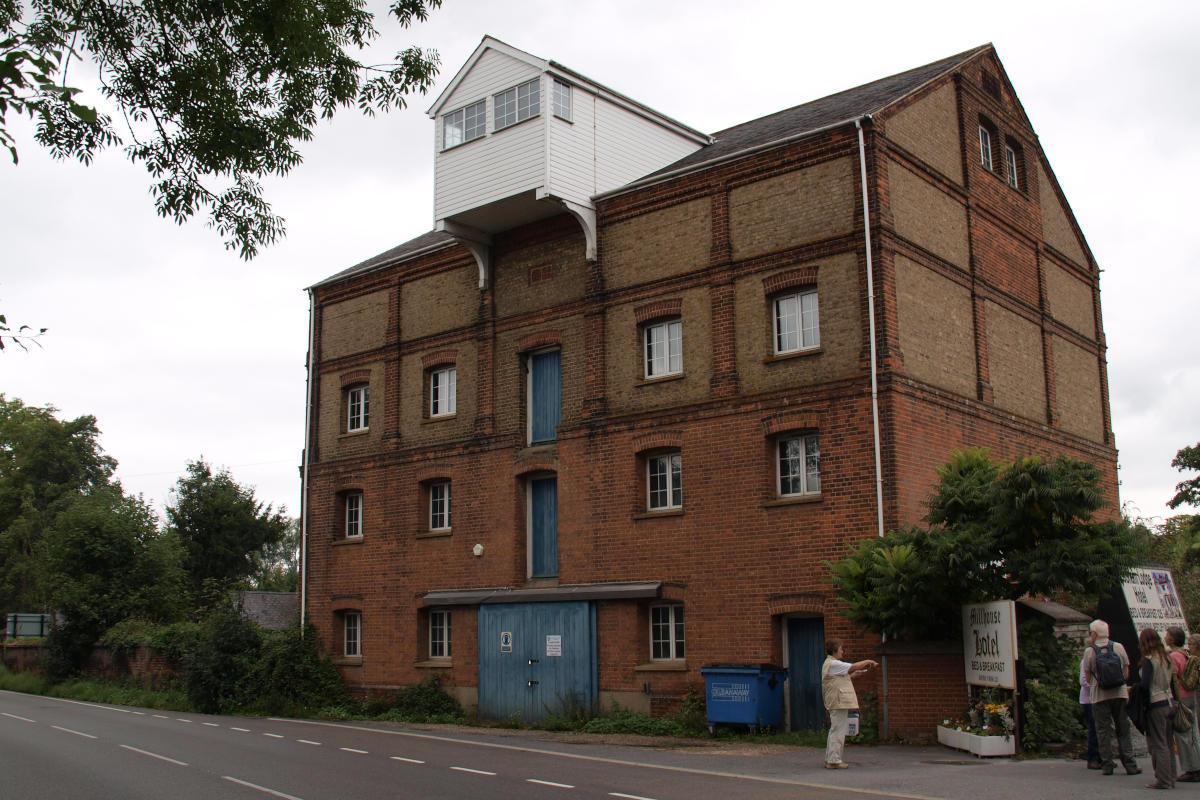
[1122, 567, 1188, 639]
[962, 600, 1018, 690]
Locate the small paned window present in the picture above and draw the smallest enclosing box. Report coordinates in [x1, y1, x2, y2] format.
[1004, 138, 1024, 190]
[430, 610, 451, 659]
[495, 79, 540, 130]
[647, 453, 683, 511]
[979, 123, 994, 171]
[644, 319, 682, 378]
[1005, 145, 1018, 188]
[429, 481, 451, 531]
[442, 100, 486, 148]
[345, 492, 363, 538]
[778, 433, 821, 497]
[773, 290, 819, 354]
[430, 366, 457, 417]
[650, 605, 685, 660]
[347, 385, 369, 432]
[552, 79, 571, 121]
[344, 612, 361, 657]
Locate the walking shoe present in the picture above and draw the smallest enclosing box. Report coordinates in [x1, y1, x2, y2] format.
[1087, 761, 1102, 770]
[1178, 772, 1200, 782]
[824, 762, 849, 769]
[1102, 766, 1114, 775]
[1126, 766, 1143, 775]
[1144, 782, 1170, 790]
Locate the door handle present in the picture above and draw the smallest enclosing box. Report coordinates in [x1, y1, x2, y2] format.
[527, 680, 539, 686]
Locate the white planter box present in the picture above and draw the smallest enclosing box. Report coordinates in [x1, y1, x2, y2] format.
[936, 725, 1013, 757]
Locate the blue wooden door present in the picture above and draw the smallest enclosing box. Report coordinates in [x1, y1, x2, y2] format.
[529, 351, 561, 443]
[477, 602, 597, 723]
[787, 617, 826, 730]
[530, 477, 558, 578]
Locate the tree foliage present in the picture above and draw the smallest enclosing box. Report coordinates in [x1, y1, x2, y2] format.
[166, 459, 290, 607]
[829, 449, 1140, 640]
[1, 0, 443, 258]
[1135, 514, 1200, 630]
[1169, 442, 1200, 510]
[251, 517, 299, 592]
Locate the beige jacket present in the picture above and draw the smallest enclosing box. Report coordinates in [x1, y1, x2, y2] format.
[822, 656, 859, 711]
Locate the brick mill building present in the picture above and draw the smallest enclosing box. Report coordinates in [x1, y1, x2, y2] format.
[300, 38, 1116, 736]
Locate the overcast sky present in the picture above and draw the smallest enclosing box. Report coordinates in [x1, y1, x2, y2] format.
[3, 0, 1197, 525]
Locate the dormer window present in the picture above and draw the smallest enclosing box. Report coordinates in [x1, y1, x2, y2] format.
[552, 79, 571, 121]
[495, 79, 540, 130]
[443, 99, 486, 149]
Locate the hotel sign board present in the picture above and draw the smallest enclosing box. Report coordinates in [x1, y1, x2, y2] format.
[962, 600, 1018, 690]
[1122, 567, 1189, 639]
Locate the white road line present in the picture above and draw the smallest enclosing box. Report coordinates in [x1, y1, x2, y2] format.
[152, 714, 169, 719]
[528, 778, 575, 789]
[610, 794, 657, 800]
[390, 756, 425, 764]
[263, 732, 285, 738]
[0, 691, 132, 715]
[340, 747, 368, 754]
[1, 712, 34, 723]
[450, 767, 496, 776]
[222, 776, 305, 800]
[202, 722, 220, 727]
[231, 727, 251, 732]
[175, 718, 193, 723]
[132, 712, 145, 716]
[120, 744, 188, 766]
[297, 739, 321, 746]
[269, 717, 945, 800]
[51, 725, 97, 739]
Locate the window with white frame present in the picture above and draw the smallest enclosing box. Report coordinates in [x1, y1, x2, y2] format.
[347, 385, 369, 432]
[429, 610, 451, 659]
[343, 611, 361, 657]
[429, 481, 451, 531]
[650, 605, 685, 660]
[978, 124, 993, 170]
[773, 290, 819, 354]
[430, 366, 457, 417]
[344, 491, 363, 538]
[644, 319, 682, 378]
[647, 452, 683, 511]
[778, 433, 821, 497]
[442, 99, 486, 149]
[552, 79, 571, 120]
[494, 78, 540, 130]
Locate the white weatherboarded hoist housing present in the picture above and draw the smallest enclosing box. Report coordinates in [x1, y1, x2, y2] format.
[427, 36, 711, 286]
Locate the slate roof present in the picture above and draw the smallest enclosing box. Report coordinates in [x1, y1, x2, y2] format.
[312, 45, 988, 288]
[238, 591, 300, 630]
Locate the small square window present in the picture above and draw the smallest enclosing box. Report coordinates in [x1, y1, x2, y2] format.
[347, 385, 369, 432]
[344, 492, 363, 538]
[429, 481, 451, 531]
[495, 79, 540, 130]
[773, 291, 819, 355]
[778, 433, 821, 497]
[647, 452, 683, 511]
[430, 610, 451, 659]
[442, 99, 486, 149]
[344, 612, 361, 657]
[650, 605, 685, 661]
[552, 79, 571, 121]
[430, 366, 457, 417]
[644, 319, 682, 378]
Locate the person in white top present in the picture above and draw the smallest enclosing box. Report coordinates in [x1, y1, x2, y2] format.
[821, 638, 878, 769]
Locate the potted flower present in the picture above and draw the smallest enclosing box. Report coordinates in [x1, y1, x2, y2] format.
[937, 694, 1015, 757]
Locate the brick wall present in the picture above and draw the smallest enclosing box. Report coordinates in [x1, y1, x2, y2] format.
[880, 642, 968, 741]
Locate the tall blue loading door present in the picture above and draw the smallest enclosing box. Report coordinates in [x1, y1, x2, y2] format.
[787, 616, 826, 730]
[529, 351, 561, 444]
[477, 602, 597, 723]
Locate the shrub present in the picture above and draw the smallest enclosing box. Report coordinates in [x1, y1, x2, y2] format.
[581, 705, 685, 737]
[375, 677, 462, 722]
[183, 604, 262, 713]
[100, 619, 160, 658]
[239, 625, 346, 716]
[1023, 679, 1083, 750]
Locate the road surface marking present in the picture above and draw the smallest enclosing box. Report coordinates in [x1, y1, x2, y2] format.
[231, 727, 251, 732]
[175, 718, 192, 723]
[153, 714, 169, 719]
[51, 725, 97, 739]
[120, 744, 188, 766]
[132, 711, 145, 716]
[0, 691, 133, 715]
[263, 732, 285, 738]
[222, 776, 305, 800]
[202, 722, 220, 727]
[297, 739, 321, 746]
[451, 767, 496, 776]
[611, 794, 657, 800]
[528, 778, 575, 788]
[1, 712, 34, 722]
[390, 756, 425, 764]
[270, 717, 945, 800]
[340, 747, 369, 754]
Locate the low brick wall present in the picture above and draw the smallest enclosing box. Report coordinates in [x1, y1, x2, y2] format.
[1, 643, 176, 686]
[880, 640, 967, 741]
[1, 642, 45, 673]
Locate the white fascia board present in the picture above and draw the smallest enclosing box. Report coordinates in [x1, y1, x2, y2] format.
[427, 35, 549, 118]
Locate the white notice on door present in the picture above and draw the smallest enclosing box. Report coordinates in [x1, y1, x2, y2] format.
[545, 634, 562, 657]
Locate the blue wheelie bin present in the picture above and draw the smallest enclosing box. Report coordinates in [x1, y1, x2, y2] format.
[700, 664, 788, 733]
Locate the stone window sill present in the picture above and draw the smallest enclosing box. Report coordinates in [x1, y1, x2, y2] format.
[762, 494, 822, 509]
[422, 413, 458, 426]
[333, 656, 363, 667]
[332, 536, 364, 546]
[414, 659, 453, 669]
[635, 373, 685, 388]
[415, 529, 452, 539]
[763, 347, 822, 365]
[338, 429, 371, 440]
[635, 661, 687, 672]
[633, 509, 684, 521]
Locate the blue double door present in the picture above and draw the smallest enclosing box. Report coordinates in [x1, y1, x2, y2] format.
[477, 602, 597, 723]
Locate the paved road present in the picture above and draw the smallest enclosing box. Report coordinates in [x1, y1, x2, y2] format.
[0, 690, 923, 800]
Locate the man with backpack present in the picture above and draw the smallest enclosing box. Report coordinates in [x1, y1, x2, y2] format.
[1082, 619, 1142, 776]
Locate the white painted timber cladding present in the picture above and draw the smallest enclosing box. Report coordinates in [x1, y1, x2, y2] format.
[435, 49, 544, 220]
[593, 100, 700, 191]
[546, 90, 596, 204]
